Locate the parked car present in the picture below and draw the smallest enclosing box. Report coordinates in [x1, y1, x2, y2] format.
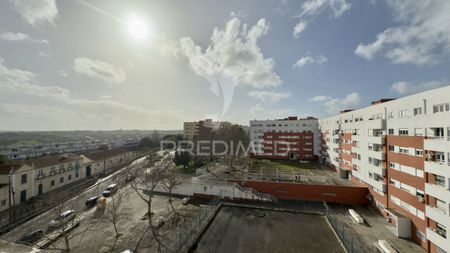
[16, 230, 44, 245]
[85, 196, 99, 208]
[102, 184, 119, 197]
[48, 210, 75, 230]
[181, 197, 190, 205]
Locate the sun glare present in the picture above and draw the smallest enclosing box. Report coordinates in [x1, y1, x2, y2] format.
[127, 14, 149, 40]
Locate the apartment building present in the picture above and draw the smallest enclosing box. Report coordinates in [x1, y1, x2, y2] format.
[319, 85, 450, 253]
[249, 116, 320, 160]
[183, 119, 214, 141]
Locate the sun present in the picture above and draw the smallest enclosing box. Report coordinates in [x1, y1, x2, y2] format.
[127, 14, 149, 40]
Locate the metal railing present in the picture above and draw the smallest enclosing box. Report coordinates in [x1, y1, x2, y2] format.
[323, 203, 371, 253]
[163, 197, 221, 253]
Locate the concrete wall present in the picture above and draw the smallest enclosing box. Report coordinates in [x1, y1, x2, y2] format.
[232, 180, 369, 205]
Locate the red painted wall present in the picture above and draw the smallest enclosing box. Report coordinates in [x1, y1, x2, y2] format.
[232, 180, 369, 205]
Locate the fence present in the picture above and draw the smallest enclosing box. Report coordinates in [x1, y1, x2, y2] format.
[163, 197, 221, 253]
[324, 202, 371, 253]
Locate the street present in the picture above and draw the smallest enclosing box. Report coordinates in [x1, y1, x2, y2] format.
[0, 155, 149, 243]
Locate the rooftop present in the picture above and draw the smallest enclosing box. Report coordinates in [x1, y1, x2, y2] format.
[82, 148, 129, 161]
[194, 205, 345, 253]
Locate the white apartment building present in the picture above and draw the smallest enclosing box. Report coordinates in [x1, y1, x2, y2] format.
[249, 116, 320, 160]
[319, 85, 450, 253]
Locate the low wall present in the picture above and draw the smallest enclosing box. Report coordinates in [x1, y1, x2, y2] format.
[231, 180, 369, 205]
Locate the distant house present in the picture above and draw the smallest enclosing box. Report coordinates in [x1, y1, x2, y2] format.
[81, 148, 133, 176]
[0, 163, 35, 212]
[24, 154, 85, 197]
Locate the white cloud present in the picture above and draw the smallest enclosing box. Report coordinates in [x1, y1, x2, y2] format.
[310, 92, 361, 113]
[316, 54, 328, 64]
[293, 56, 314, 68]
[10, 0, 58, 26]
[0, 32, 49, 44]
[293, 20, 308, 38]
[0, 57, 180, 130]
[390, 81, 448, 96]
[309, 95, 331, 102]
[248, 90, 291, 104]
[73, 57, 126, 84]
[293, 55, 328, 69]
[293, 0, 351, 38]
[163, 13, 281, 89]
[0, 57, 69, 99]
[248, 103, 294, 117]
[355, 0, 450, 65]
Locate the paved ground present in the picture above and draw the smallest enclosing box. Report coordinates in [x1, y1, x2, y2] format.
[330, 204, 426, 253]
[193, 206, 345, 253]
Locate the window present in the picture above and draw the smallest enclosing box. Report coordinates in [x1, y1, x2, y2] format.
[436, 199, 446, 212]
[399, 148, 409, 154]
[415, 149, 423, 156]
[388, 112, 394, 119]
[389, 145, 395, 152]
[399, 109, 409, 118]
[414, 128, 424, 136]
[1, 199, 6, 206]
[413, 107, 422, 115]
[436, 223, 447, 238]
[60, 177, 64, 183]
[21, 174, 27, 184]
[68, 175, 72, 180]
[433, 103, 450, 113]
[388, 129, 394, 135]
[76, 172, 79, 178]
[399, 129, 409, 136]
[50, 180, 55, 186]
[436, 175, 445, 186]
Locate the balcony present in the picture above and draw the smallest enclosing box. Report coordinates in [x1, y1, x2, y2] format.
[367, 135, 384, 145]
[426, 227, 450, 253]
[370, 165, 386, 177]
[425, 161, 450, 179]
[426, 206, 450, 228]
[366, 118, 384, 129]
[367, 149, 385, 161]
[371, 179, 387, 193]
[425, 183, 450, 201]
[425, 136, 450, 152]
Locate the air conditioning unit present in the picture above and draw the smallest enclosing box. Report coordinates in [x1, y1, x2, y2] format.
[418, 197, 425, 203]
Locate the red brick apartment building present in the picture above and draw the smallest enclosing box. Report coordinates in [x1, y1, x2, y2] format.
[249, 116, 320, 160]
[319, 86, 450, 253]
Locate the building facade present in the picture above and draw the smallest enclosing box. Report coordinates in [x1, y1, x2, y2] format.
[81, 148, 134, 176]
[183, 119, 214, 141]
[249, 116, 320, 160]
[319, 86, 450, 253]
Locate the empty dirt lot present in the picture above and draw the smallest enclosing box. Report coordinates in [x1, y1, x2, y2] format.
[192, 206, 345, 253]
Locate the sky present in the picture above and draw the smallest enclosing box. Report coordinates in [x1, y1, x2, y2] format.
[0, 0, 450, 131]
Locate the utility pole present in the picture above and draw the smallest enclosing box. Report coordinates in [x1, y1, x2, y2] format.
[8, 167, 14, 225]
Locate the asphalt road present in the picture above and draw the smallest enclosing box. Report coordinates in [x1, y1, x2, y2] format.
[0, 155, 149, 243]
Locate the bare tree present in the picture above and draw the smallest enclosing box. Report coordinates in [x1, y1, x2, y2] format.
[45, 198, 97, 252]
[162, 169, 183, 216]
[104, 189, 129, 239]
[130, 154, 169, 252]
